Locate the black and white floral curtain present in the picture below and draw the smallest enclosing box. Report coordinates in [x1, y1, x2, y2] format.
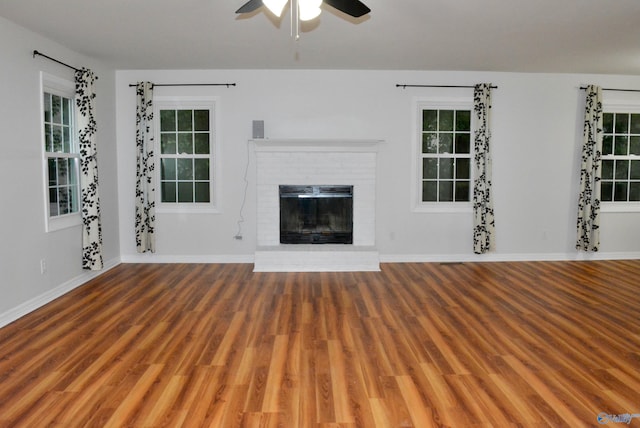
[473, 83, 496, 254]
[75, 68, 104, 270]
[576, 85, 603, 252]
[135, 82, 156, 253]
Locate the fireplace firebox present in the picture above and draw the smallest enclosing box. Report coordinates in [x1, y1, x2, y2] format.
[279, 185, 353, 244]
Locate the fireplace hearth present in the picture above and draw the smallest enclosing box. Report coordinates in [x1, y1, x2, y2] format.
[279, 185, 353, 244]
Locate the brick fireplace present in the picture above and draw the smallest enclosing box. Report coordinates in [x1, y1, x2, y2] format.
[253, 139, 381, 271]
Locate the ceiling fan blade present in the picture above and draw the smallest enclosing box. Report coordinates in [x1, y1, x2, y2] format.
[236, 0, 263, 14]
[323, 0, 371, 17]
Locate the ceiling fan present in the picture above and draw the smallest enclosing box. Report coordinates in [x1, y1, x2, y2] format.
[236, 0, 371, 20]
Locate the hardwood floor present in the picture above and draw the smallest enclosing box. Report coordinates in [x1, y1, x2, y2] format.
[0, 260, 639, 427]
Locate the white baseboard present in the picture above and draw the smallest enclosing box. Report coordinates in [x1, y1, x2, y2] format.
[380, 251, 640, 263]
[0, 257, 121, 329]
[120, 253, 254, 264]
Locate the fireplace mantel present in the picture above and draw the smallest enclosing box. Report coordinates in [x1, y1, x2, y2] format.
[252, 138, 382, 272]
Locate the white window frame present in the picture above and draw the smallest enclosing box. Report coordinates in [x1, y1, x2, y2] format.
[41, 72, 82, 232]
[412, 97, 474, 213]
[154, 96, 221, 214]
[600, 101, 640, 213]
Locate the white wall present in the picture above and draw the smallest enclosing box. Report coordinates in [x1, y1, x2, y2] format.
[115, 69, 640, 262]
[0, 17, 119, 325]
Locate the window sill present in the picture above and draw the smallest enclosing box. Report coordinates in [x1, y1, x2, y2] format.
[46, 213, 81, 232]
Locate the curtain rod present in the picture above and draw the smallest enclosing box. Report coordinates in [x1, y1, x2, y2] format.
[396, 84, 498, 89]
[33, 50, 80, 72]
[580, 86, 640, 93]
[128, 83, 236, 88]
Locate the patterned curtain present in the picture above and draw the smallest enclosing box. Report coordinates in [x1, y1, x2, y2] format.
[473, 83, 496, 254]
[75, 68, 104, 270]
[576, 85, 603, 252]
[135, 82, 156, 253]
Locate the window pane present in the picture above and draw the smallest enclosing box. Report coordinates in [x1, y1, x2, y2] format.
[178, 133, 193, 154]
[62, 97, 70, 126]
[161, 182, 176, 202]
[194, 110, 210, 131]
[161, 158, 177, 180]
[52, 126, 63, 152]
[177, 110, 192, 131]
[440, 158, 454, 179]
[601, 160, 614, 180]
[439, 181, 453, 202]
[630, 136, 640, 155]
[455, 181, 470, 202]
[422, 133, 438, 154]
[44, 93, 51, 122]
[49, 188, 59, 216]
[178, 182, 194, 203]
[630, 160, 640, 180]
[59, 187, 70, 215]
[602, 113, 613, 134]
[615, 160, 629, 180]
[57, 158, 68, 185]
[423, 158, 437, 179]
[63, 127, 71, 153]
[615, 113, 629, 133]
[160, 110, 176, 131]
[44, 124, 52, 151]
[614, 136, 628, 155]
[422, 181, 437, 202]
[195, 182, 210, 202]
[602, 135, 613, 156]
[455, 134, 470, 154]
[439, 110, 454, 131]
[194, 133, 210, 154]
[631, 114, 640, 134]
[161, 134, 176, 154]
[68, 158, 78, 186]
[51, 95, 62, 123]
[439, 133, 453, 154]
[629, 182, 640, 201]
[455, 110, 470, 131]
[177, 158, 193, 180]
[456, 158, 470, 179]
[69, 185, 79, 213]
[614, 182, 628, 201]
[48, 159, 58, 186]
[194, 159, 210, 181]
[601, 181, 613, 201]
[422, 110, 437, 132]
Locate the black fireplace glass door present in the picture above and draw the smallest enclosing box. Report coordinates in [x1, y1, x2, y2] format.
[279, 185, 353, 244]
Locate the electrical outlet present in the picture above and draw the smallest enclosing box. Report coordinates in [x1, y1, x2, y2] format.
[40, 259, 47, 275]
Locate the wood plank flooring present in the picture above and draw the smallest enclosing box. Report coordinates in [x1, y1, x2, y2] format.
[0, 260, 639, 427]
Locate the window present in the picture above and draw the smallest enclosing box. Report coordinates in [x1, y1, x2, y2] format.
[601, 112, 640, 202]
[156, 97, 218, 212]
[418, 104, 472, 205]
[42, 73, 81, 231]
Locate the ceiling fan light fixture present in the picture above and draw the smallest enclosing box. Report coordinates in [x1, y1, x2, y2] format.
[298, 0, 323, 21]
[263, 0, 288, 17]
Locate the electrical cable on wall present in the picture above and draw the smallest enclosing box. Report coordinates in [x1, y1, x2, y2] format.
[234, 141, 251, 240]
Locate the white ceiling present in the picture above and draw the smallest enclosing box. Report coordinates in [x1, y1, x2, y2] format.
[2, 0, 640, 74]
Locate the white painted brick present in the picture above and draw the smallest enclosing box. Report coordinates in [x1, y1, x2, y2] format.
[255, 140, 380, 259]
